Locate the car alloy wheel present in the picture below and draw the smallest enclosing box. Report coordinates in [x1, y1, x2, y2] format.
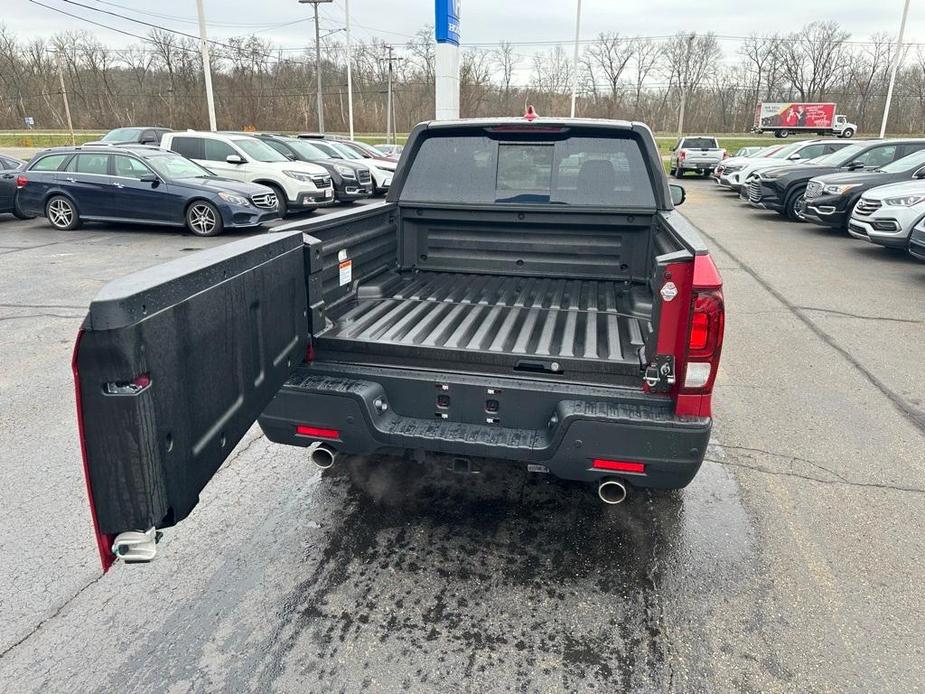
[46, 196, 78, 230]
[186, 201, 222, 236]
[789, 192, 807, 221]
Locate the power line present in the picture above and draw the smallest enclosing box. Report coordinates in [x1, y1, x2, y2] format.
[83, 0, 313, 29]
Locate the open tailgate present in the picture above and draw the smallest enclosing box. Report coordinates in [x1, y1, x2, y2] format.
[73, 231, 309, 570]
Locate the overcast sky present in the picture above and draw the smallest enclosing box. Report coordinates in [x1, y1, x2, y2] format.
[3, 0, 921, 54]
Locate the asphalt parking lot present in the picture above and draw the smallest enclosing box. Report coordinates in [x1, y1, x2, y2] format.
[1, 184, 923, 693]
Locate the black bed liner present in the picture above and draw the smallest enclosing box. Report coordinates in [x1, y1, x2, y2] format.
[315, 271, 651, 382]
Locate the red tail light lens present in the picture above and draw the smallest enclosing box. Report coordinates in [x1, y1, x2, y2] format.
[688, 291, 724, 358]
[679, 151, 686, 161]
[15, 175, 27, 188]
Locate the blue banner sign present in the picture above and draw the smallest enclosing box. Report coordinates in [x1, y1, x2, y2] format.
[435, 0, 460, 45]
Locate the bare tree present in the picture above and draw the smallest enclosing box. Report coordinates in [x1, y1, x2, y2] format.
[630, 38, 661, 116]
[664, 32, 721, 134]
[780, 20, 849, 100]
[585, 32, 633, 117]
[493, 41, 518, 99]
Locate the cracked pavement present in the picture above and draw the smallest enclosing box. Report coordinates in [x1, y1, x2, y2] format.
[0, 184, 923, 692]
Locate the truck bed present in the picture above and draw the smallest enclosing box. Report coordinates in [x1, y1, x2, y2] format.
[314, 270, 652, 384]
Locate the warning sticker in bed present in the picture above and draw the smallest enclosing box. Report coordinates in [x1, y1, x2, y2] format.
[338, 259, 353, 286]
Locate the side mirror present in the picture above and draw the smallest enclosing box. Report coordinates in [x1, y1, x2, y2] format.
[140, 173, 159, 184]
[846, 161, 865, 170]
[226, 154, 245, 164]
[788, 154, 802, 160]
[669, 183, 686, 206]
[914, 167, 925, 179]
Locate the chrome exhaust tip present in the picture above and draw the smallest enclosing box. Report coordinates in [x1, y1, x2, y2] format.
[597, 478, 628, 505]
[307, 441, 337, 470]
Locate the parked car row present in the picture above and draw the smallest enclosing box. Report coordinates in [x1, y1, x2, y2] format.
[708, 136, 925, 263]
[0, 126, 404, 235]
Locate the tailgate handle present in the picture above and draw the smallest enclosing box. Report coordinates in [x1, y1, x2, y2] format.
[514, 359, 563, 375]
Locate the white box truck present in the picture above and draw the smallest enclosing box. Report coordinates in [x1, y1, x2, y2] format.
[753, 102, 856, 139]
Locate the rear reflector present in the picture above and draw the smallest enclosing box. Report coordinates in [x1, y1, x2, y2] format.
[295, 424, 340, 439]
[592, 459, 646, 474]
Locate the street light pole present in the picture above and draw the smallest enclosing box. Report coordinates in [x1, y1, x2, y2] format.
[299, 0, 334, 133]
[195, 0, 217, 131]
[880, 0, 911, 138]
[569, 0, 582, 118]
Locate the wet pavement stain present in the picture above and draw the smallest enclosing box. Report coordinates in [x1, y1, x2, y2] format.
[232, 456, 761, 693]
[77, 450, 766, 694]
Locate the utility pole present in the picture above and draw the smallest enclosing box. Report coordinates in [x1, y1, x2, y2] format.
[299, 0, 334, 133]
[344, 0, 354, 139]
[386, 45, 393, 144]
[676, 33, 695, 138]
[54, 52, 74, 145]
[195, 0, 217, 131]
[880, 0, 911, 138]
[382, 46, 402, 144]
[569, 0, 582, 118]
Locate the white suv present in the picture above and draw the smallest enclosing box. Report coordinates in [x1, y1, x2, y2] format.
[848, 179, 925, 250]
[161, 131, 334, 216]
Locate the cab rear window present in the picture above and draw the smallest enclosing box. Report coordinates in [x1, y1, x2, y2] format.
[680, 138, 718, 149]
[400, 134, 655, 207]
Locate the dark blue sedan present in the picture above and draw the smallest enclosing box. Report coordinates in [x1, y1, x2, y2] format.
[17, 145, 279, 236]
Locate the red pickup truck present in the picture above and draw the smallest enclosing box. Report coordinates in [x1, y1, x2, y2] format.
[72, 116, 725, 569]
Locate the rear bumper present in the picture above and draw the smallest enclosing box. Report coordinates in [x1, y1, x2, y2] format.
[259, 364, 711, 489]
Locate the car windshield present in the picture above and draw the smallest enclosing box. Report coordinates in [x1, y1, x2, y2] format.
[232, 138, 288, 162]
[285, 140, 329, 160]
[310, 141, 342, 158]
[102, 128, 143, 142]
[147, 154, 214, 179]
[754, 146, 781, 157]
[681, 138, 717, 149]
[879, 149, 925, 173]
[329, 142, 364, 160]
[769, 143, 805, 159]
[812, 144, 864, 166]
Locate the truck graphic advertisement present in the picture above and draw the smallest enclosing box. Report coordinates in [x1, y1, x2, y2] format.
[754, 102, 836, 129]
[752, 102, 855, 138]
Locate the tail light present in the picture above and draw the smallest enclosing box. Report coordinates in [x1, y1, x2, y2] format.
[679, 151, 686, 161]
[682, 289, 724, 392]
[676, 255, 724, 417]
[15, 175, 27, 188]
[722, 149, 728, 159]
